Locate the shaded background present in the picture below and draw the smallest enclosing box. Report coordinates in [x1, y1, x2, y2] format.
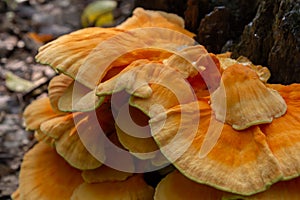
[0, 0, 299, 198]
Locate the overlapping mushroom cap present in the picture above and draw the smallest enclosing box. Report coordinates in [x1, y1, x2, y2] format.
[94, 47, 221, 164]
[15, 6, 300, 200]
[13, 142, 153, 200]
[71, 175, 154, 200]
[15, 8, 197, 199]
[16, 142, 84, 200]
[155, 170, 300, 200]
[149, 64, 300, 195]
[211, 64, 287, 130]
[23, 71, 123, 170]
[21, 6, 198, 171]
[24, 96, 110, 170]
[34, 7, 196, 113]
[116, 7, 195, 37]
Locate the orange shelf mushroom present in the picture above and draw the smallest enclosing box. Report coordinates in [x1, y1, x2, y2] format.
[35, 8, 195, 112]
[216, 52, 271, 83]
[23, 71, 119, 170]
[25, 98, 104, 170]
[115, 106, 159, 160]
[81, 164, 133, 184]
[155, 170, 300, 200]
[149, 65, 300, 195]
[71, 175, 154, 200]
[95, 57, 214, 164]
[154, 170, 225, 199]
[16, 8, 197, 199]
[16, 142, 84, 200]
[211, 64, 287, 130]
[14, 5, 300, 200]
[117, 8, 195, 38]
[13, 142, 154, 200]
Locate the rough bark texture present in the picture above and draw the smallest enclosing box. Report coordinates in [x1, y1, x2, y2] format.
[136, 0, 300, 84]
[232, 0, 300, 84]
[197, 6, 230, 53]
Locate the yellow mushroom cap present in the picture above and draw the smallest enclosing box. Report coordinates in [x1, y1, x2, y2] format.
[81, 164, 133, 184]
[217, 52, 271, 83]
[17, 142, 83, 200]
[36, 8, 195, 90]
[211, 64, 287, 130]
[34, 129, 55, 146]
[163, 45, 222, 95]
[75, 27, 194, 90]
[96, 59, 195, 100]
[40, 33, 185, 112]
[11, 188, 20, 200]
[154, 170, 225, 200]
[236, 177, 300, 200]
[150, 99, 282, 195]
[259, 84, 300, 179]
[117, 7, 195, 38]
[23, 97, 63, 130]
[115, 105, 160, 160]
[40, 101, 116, 170]
[48, 74, 73, 112]
[155, 170, 300, 200]
[35, 27, 124, 80]
[150, 83, 300, 195]
[35, 10, 196, 111]
[24, 95, 113, 170]
[71, 175, 154, 200]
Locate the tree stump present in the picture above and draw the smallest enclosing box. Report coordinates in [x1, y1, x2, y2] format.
[135, 0, 300, 84]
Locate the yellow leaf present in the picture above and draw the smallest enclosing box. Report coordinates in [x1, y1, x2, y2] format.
[5, 71, 35, 92]
[81, 0, 117, 27]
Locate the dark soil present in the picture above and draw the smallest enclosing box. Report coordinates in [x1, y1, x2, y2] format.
[0, 0, 86, 198]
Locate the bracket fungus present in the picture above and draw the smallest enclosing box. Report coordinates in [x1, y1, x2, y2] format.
[95, 56, 215, 163]
[155, 170, 300, 200]
[70, 175, 154, 200]
[14, 142, 153, 200]
[25, 97, 105, 170]
[211, 64, 287, 130]
[23, 74, 116, 170]
[34, 7, 195, 113]
[154, 170, 225, 199]
[17, 142, 84, 200]
[216, 52, 271, 83]
[15, 6, 300, 200]
[81, 163, 133, 184]
[16, 8, 198, 199]
[116, 7, 195, 38]
[150, 72, 300, 195]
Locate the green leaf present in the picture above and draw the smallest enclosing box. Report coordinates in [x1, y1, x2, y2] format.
[81, 0, 117, 27]
[5, 71, 35, 92]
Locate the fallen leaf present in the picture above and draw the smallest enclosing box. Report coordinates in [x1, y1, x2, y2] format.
[81, 0, 117, 27]
[5, 72, 35, 92]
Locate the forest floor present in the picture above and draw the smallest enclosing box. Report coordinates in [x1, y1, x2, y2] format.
[0, 0, 86, 198]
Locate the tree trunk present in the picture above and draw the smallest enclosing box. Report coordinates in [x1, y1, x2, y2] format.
[136, 0, 300, 84]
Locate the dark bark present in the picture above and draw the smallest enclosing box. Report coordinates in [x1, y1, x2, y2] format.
[135, 0, 299, 84]
[232, 0, 300, 84]
[197, 6, 230, 53]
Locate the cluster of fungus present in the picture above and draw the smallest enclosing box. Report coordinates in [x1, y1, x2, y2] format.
[13, 7, 300, 200]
